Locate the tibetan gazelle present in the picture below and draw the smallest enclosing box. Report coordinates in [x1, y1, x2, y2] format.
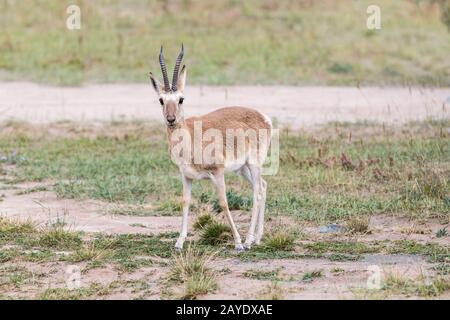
[149, 45, 272, 251]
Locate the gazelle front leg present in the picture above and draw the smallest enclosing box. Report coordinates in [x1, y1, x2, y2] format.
[211, 170, 244, 251]
[175, 174, 192, 250]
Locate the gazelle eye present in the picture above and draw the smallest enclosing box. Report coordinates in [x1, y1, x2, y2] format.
[179, 97, 184, 104]
[159, 98, 164, 105]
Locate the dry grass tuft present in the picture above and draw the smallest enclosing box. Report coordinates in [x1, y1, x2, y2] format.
[409, 169, 448, 200]
[346, 216, 370, 234]
[0, 216, 36, 234]
[399, 223, 430, 235]
[69, 241, 115, 263]
[169, 245, 218, 299]
[258, 282, 285, 300]
[38, 224, 82, 249]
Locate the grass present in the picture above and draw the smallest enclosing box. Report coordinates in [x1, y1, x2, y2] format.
[244, 268, 282, 281]
[0, 215, 176, 272]
[199, 222, 232, 246]
[257, 282, 285, 300]
[346, 216, 370, 234]
[434, 263, 450, 275]
[262, 229, 296, 251]
[436, 228, 448, 238]
[38, 282, 111, 300]
[304, 241, 379, 255]
[1, 120, 448, 223]
[193, 212, 234, 246]
[95, 233, 174, 271]
[331, 267, 345, 274]
[68, 241, 114, 263]
[103, 203, 156, 217]
[38, 225, 82, 249]
[302, 270, 323, 282]
[0, 265, 39, 289]
[0, 120, 449, 299]
[399, 223, 430, 235]
[169, 245, 218, 299]
[0, 216, 36, 234]
[193, 213, 215, 231]
[387, 240, 449, 263]
[383, 273, 450, 297]
[0, 214, 448, 298]
[303, 239, 449, 264]
[212, 190, 252, 213]
[156, 198, 183, 215]
[15, 185, 48, 195]
[408, 169, 448, 200]
[0, 0, 449, 86]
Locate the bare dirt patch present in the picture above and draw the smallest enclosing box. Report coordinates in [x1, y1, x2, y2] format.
[0, 183, 181, 235]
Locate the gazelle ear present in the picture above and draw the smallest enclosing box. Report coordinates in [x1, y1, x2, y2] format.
[149, 72, 163, 94]
[177, 65, 187, 93]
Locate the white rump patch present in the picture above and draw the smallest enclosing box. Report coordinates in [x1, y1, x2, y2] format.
[261, 112, 272, 128]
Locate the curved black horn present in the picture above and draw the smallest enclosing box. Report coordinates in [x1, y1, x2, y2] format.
[172, 44, 184, 91]
[159, 46, 170, 92]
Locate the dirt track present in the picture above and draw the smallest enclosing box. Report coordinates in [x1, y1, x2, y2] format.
[0, 82, 449, 127]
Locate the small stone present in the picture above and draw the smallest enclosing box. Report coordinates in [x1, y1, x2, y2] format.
[319, 224, 346, 233]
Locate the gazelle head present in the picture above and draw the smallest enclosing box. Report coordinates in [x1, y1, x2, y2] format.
[149, 44, 187, 128]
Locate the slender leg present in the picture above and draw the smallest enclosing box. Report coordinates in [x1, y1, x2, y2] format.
[211, 170, 244, 251]
[175, 174, 192, 250]
[244, 165, 261, 249]
[255, 178, 267, 245]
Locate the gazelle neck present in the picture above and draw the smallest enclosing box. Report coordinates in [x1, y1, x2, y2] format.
[166, 117, 187, 147]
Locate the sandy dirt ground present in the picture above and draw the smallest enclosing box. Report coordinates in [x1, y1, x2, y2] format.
[0, 82, 448, 128]
[0, 82, 449, 300]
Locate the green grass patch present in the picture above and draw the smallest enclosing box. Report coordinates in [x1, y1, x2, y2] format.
[436, 228, 448, 238]
[302, 270, 323, 282]
[193, 213, 215, 231]
[38, 282, 110, 300]
[0, 216, 36, 234]
[0, 120, 448, 223]
[244, 268, 282, 281]
[15, 185, 48, 195]
[0, 265, 40, 289]
[211, 190, 252, 213]
[38, 226, 82, 249]
[383, 274, 450, 297]
[262, 229, 296, 251]
[199, 222, 232, 246]
[1, 0, 449, 86]
[304, 241, 380, 255]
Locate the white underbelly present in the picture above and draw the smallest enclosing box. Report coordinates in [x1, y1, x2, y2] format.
[179, 159, 246, 180]
[179, 165, 211, 180]
[224, 157, 246, 173]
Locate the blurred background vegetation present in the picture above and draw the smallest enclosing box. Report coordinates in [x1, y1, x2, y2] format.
[0, 0, 449, 86]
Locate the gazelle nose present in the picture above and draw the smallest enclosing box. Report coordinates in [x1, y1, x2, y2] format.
[167, 116, 176, 124]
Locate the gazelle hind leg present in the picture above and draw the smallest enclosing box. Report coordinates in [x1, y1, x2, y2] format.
[243, 165, 262, 249]
[175, 175, 192, 250]
[211, 170, 244, 251]
[255, 178, 267, 245]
